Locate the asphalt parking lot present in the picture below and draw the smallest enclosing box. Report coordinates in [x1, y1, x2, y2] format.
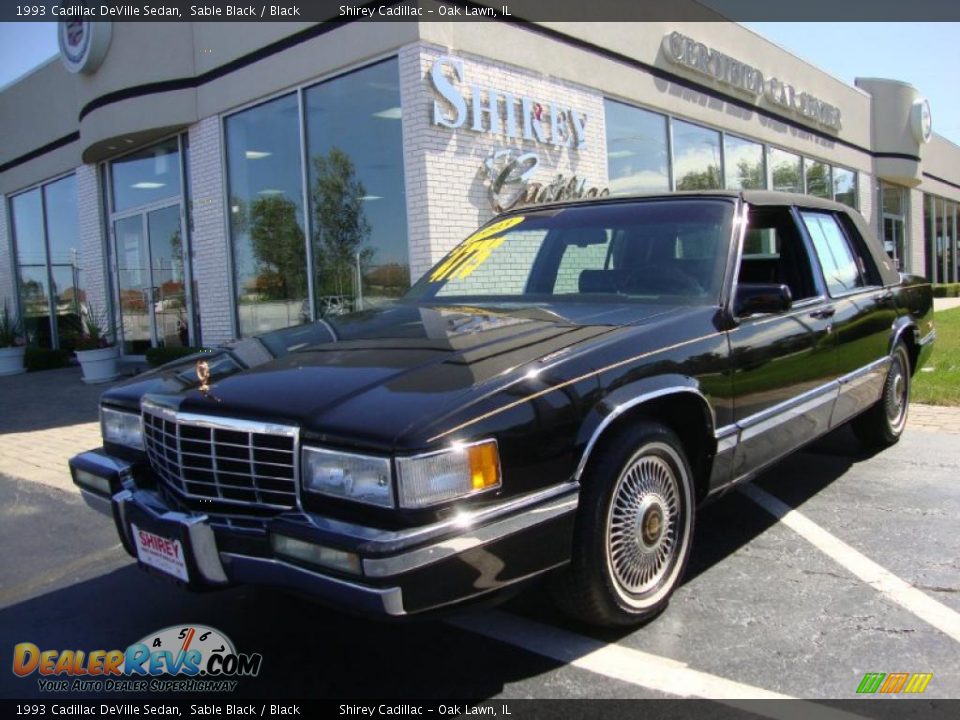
[0, 367, 958, 705]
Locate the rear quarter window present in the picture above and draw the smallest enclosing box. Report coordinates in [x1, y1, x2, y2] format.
[801, 211, 865, 296]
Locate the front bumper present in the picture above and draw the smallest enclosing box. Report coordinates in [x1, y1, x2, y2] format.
[69, 449, 578, 617]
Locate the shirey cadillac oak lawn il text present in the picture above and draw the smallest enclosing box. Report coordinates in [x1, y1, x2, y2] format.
[71, 191, 935, 627]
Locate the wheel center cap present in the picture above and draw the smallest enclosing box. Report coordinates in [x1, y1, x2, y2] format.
[643, 508, 663, 545]
[635, 496, 666, 552]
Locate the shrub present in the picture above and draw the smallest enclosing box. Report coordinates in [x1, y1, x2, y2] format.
[145, 346, 206, 367]
[932, 283, 960, 298]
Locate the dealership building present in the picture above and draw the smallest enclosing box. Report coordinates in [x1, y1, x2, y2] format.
[2, 17, 959, 355]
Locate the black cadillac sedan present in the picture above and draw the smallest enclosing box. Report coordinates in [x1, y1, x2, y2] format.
[70, 191, 935, 627]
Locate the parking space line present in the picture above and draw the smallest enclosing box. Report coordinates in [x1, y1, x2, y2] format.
[740, 483, 960, 644]
[450, 610, 865, 716]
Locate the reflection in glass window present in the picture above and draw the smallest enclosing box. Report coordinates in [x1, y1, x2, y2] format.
[802, 212, 863, 295]
[833, 167, 857, 208]
[43, 175, 83, 349]
[805, 159, 830, 198]
[9, 176, 83, 349]
[882, 185, 905, 216]
[225, 93, 307, 337]
[604, 99, 669, 194]
[672, 120, 721, 190]
[724, 135, 765, 190]
[305, 58, 409, 316]
[110, 138, 181, 212]
[11, 189, 50, 346]
[769, 148, 802, 193]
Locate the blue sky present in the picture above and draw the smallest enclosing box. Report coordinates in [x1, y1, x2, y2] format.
[1, 22, 959, 144]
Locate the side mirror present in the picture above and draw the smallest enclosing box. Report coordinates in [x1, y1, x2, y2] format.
[734, 283, 793, 317]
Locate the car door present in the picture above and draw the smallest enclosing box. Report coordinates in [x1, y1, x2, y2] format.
[727, 206, 838, 481]
[798, 209, 898, 427]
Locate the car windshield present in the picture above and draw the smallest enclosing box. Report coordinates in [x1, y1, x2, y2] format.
[406, 199, 735, 305]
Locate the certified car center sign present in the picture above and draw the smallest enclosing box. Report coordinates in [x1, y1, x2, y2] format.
[58, 20, 112, 75]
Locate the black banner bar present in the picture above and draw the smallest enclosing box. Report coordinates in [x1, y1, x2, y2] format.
[6, 0, 960, 23]
[2, 699, 959, 720]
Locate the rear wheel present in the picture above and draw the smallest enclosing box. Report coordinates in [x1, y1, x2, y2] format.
[852, 341, 911, 448]
[552, 421, 695, 627]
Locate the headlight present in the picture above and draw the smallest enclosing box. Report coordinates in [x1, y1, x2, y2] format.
[301, 447, 393, 508]
[100, 407, 143, 450]
[396, 439, 501, 509]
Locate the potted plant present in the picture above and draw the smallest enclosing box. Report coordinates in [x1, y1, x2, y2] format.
[0, 303, 26, 376]
[74, 303, 121, 384]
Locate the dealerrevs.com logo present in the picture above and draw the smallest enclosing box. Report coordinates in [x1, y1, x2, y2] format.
[12, 625, 262, 693]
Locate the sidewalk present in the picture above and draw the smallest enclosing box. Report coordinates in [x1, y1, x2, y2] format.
[2, 361, 958, 495]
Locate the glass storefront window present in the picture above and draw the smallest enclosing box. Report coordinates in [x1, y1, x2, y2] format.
[672, 120, 721, 190]
[305, 58, 409, 316]
[9, 176, 83, 349]
[805, 159, 830, 198]
[10, 189, 50, 346]
[43, 175, 83, 349]
[110, 137, 182, 212]
[947, 200, 957, 283]
[833, 167, 857, 208]
[225, 93, 307, 337]
[769, 148, 802, 193]
[604, 99, 669, 194]
[724, 135, 765, 190]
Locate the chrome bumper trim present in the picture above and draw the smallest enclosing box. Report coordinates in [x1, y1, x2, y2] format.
[288, 482, 579, 554]
[919, 329, 936, 346]
[362, 491, 578, 578]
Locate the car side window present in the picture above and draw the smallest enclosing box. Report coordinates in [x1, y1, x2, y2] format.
[835, 212, 884, 286]
[801, 211, 865, 295]
[739, 208, 817, 301]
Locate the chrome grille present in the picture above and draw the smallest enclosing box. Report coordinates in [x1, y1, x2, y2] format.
[142, 401, 299, 512]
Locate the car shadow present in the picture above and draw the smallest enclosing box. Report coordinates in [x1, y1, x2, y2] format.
[502, 423, 889, 642]
[0, 425, 894, 699]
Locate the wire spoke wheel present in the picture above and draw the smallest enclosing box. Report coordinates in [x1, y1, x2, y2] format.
[604, 442, 690, 608]
[884, 349, 909, 432]
[551, 424, 695, 627]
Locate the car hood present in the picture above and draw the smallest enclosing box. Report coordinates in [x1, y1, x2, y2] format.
[104, 302, 688, 448]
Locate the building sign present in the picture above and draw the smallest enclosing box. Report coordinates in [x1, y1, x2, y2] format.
[57, 21, 112, 75]
[483, 149, 608, 213]
[911, 98, 933, 144]
[430, 56, 588, 149]
[662, 31, 842, 131]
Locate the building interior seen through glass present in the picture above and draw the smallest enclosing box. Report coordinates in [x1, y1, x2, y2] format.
[226, 58, 409, 337]
[109, 138, 187, 354]
[10, 174, 83, 350]
[926, 193, 958, 283]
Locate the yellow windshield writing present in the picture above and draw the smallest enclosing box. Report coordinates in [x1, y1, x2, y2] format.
[429, 216, 526, 282]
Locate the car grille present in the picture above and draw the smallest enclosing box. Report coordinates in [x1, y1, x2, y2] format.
[142, 402, 299, 512]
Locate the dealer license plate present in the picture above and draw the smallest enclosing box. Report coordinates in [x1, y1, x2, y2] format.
[132, 524, 190, 582]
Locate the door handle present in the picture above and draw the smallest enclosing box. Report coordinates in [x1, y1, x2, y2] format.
[809, 306, 836, 320]
[877, 290, 895, 304]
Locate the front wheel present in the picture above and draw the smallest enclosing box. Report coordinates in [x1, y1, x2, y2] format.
[551, 421, 695, 627]
[851, 341, 911, 448]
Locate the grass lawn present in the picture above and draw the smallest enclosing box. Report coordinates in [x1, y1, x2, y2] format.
[913, 307, 960, 406]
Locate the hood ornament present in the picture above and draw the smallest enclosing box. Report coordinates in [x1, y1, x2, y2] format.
[195, 359, 220, 402]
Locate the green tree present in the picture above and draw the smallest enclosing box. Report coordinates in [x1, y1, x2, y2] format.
[249, 195, 307, 301]
[676, 165, 722, 191]
[731, 159, 765, 190]
[311, 147, 373, 305]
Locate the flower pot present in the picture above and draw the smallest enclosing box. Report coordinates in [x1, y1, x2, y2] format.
[76, 345, 121, 384]
[0, 346, 26, 376]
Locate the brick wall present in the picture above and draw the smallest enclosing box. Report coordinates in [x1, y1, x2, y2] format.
[188, 116, 235, 346]
[908, 188, 926, 276]
[0, 196, 14, 314]
[76, 164, 108, 319]
[400, 42, 608, 283]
